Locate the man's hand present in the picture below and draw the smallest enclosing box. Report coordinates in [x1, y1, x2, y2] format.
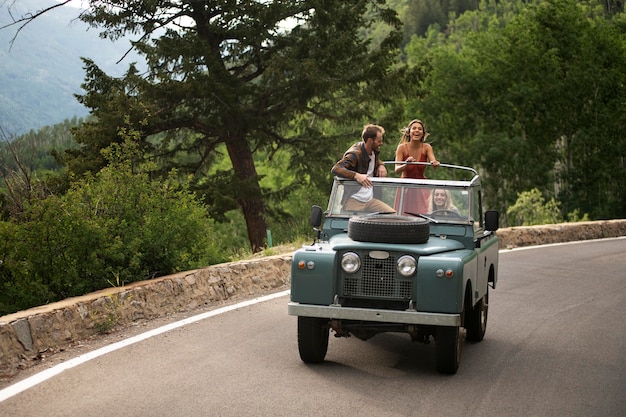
[354, 173, 372, 187]
[376, 165, 387, 177]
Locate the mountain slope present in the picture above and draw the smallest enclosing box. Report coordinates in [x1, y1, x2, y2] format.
[0, 0, 142, 137]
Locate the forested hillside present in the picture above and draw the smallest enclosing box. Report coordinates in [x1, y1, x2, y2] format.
[0, 0, 624, 316]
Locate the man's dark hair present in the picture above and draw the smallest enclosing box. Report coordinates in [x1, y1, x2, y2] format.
[361, 124, 385, 142]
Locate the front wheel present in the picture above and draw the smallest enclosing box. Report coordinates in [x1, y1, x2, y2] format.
[435, 325, 464, 374]
[297, 316, 329, 363]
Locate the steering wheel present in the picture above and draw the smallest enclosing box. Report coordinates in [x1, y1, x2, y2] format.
[429, 209, 464, 219]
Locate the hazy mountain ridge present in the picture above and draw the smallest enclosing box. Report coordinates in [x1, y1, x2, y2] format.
[0, 0, 141, 137]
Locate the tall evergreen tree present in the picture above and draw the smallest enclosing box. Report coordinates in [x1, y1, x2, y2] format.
[3, 1, 404, 252]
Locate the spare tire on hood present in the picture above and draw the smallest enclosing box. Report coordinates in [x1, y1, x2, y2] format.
[348, 215, 430, 244]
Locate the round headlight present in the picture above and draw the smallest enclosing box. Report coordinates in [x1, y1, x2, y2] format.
[397, 255, 417, 277]
[341, 252, 361, 274]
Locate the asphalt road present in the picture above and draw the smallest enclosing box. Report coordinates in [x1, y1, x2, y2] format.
[1, 238, 625, 417]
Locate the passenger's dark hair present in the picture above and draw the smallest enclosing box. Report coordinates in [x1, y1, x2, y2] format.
[362, 124, 385, 142]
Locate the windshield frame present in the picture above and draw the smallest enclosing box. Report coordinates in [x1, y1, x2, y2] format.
[327, 176, 477, 226]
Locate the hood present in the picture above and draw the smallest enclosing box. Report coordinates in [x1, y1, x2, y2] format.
[328, 233, 465, 255]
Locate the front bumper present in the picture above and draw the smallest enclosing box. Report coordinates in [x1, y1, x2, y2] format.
[288, 302, 460, 326]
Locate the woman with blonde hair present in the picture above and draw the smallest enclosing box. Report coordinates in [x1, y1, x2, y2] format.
[430, 189, 458, 213]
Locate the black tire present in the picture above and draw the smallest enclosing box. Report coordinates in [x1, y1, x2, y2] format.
[435, 325, 463, 374]
[297, 316, 329, 363]
[348, 215, 430, 244]
[466, 287, 489, 342]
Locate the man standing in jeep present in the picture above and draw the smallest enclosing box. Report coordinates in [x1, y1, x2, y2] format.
[331, 124, 394, 213]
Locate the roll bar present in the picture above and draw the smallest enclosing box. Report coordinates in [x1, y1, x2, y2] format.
[383, 161, 478, 176]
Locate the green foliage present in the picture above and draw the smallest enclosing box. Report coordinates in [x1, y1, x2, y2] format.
[0, 118, 80, 172]
[62, 0, 406, 252]
[210, 145, 331, 259]
[0, 119, 83, 221]
[401, 0, 480, 44]
[403, 0, 626, 223]
[567, 209, 590, 223]
[0, 220, 52, 314]
[506, 188, 561, 226]
[0, 138, 223, 315]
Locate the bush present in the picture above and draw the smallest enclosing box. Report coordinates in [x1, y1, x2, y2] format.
[0, 145, 223, 315]
[506, 188, 561, 226]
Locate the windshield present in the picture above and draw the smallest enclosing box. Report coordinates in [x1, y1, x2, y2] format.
[328, 179, 472, 224]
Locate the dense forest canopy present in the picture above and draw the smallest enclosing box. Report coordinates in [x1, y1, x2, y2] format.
[402, 0, 625, 220]
[0, 0, 624, 315]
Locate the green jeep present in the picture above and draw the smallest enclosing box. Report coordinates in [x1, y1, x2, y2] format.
[288, 163, 499, 374]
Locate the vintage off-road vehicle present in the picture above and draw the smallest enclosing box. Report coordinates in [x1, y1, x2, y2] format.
[288, 162, 499, 374]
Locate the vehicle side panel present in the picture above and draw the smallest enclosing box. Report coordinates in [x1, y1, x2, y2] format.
[475, 233, 499, 293]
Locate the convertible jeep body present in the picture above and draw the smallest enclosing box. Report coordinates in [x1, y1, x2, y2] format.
[288, 163, 499, 374]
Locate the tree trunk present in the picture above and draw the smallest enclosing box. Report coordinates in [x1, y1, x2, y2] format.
[224, 136, 267, 253]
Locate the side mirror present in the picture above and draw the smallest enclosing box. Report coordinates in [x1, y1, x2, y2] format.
[310, 205, 323, 229]
[485, 210, 499, 231]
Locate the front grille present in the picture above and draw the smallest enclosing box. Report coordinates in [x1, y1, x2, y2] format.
[341, 253, 413, 300]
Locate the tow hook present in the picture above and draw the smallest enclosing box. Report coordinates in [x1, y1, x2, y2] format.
[330, 319, 350, 338]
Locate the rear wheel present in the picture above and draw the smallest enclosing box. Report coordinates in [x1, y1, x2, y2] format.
[466, 288, 489, 342]
[297, 316, 329, 363]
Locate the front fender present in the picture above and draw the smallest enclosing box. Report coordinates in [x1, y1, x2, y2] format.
[415, 250, 476, 314]
[290, 244, 336, 305]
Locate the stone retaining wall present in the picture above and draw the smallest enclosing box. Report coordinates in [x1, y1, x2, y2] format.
[1, 220, 625, 377]
[495, 220, 626, 249]
[0, 255, 292, 378]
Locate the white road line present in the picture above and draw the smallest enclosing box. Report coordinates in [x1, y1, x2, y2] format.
[0, 289, 291, 403]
